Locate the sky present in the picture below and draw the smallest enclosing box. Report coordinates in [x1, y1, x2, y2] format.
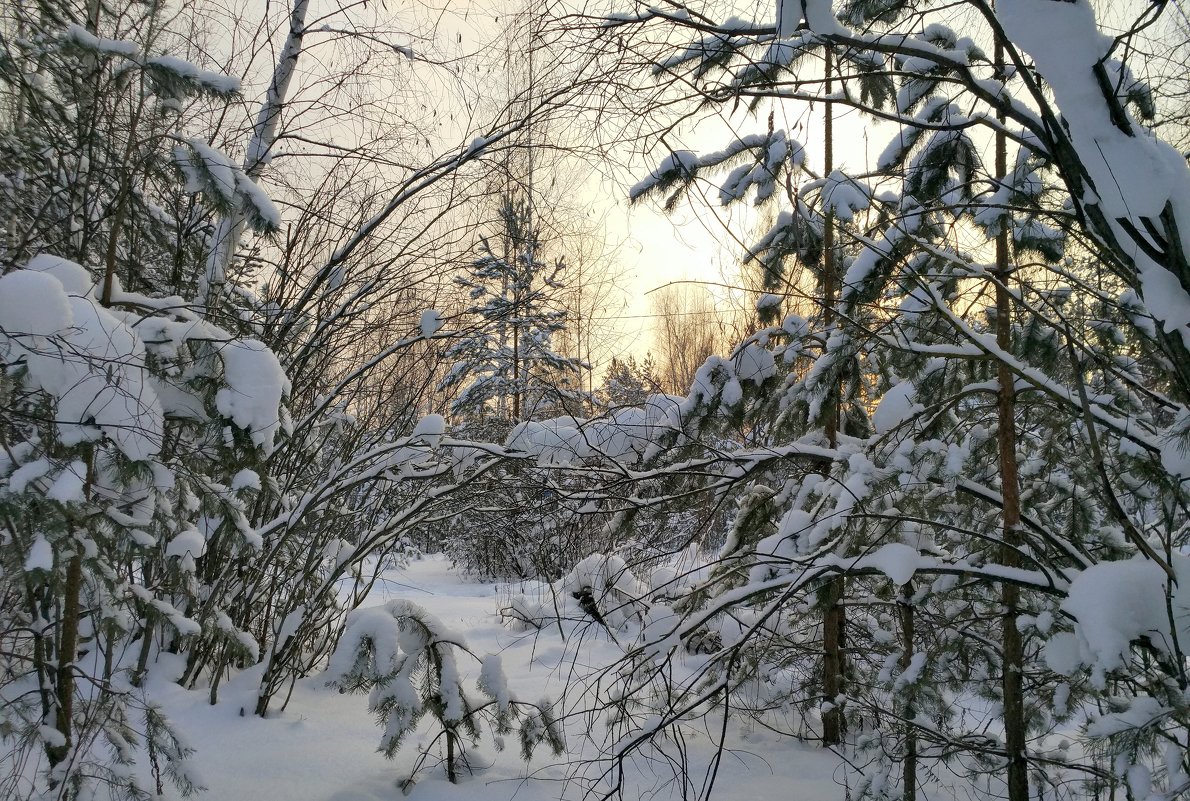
[220, 0, 850, 374]
[229, 0, 1175, 386]
[215, 0, 1188, 385]
[598, 85, 891, 362]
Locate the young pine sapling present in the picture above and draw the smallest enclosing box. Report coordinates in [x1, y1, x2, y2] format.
[327, 599, 563, 790]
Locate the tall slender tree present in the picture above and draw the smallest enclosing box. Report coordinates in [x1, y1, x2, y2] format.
[440, 194, 583, 425]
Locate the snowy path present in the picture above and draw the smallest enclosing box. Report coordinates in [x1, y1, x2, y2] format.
[157, 556, 844, 800]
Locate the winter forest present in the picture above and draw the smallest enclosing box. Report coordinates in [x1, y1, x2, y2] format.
[3, 0, 1190, 799]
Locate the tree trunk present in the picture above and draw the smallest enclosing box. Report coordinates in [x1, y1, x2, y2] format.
[821, 577, 845, 744]
[820, 45, 846, 748]
[446, 727, 458, 783]
[202, 0, 309, 306]
[48, 549, 82, 769]
[996, 269, 1028, 801]
[899, 582, 916, 801]
[513, 308, 522, 421]
[994, 32, 1029, 801]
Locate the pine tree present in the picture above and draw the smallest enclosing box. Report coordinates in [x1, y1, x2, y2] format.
[328, 599, 564, 788]
[626, 0, 900, 748]
[599, 353, 663, 408]
[440, 194, 583, 427]
[0, 1, 288, 795]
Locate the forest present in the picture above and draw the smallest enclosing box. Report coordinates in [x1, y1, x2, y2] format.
[1, 0, 1190, 799]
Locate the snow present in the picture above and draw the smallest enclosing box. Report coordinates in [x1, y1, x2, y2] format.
[894, 652, 927, 690]
[419, 309, 444, 337]
[820, 170, 870, 222]
[149, 597, 202, 637]
[24, 535, 53, 572]
[856, 542, 921, 587]
[151, 377, 210, 421]
[872, 381, 922, 434]
[776, 0, 800, 38]
[681, 355, 742, 415]
[629, 150, 698, 201]
[24, 254, 94, 295]
[46, 460, 87, 502]
[503, 399, 688, 466]
[1084, 695, 1172, 738]
[0, 270, 73, 335]
[477, 654, 512, 716]
[58, 298, 164, 458]
[777, 0, 845, 36]
[716, 131, 795, 205]
[231, 469, 261, 491]
[411, 414, 446, 448]
[184, 138, 238, 203]
[62, 23, 139, 57]
[1161, 410, 1190, 477]
[146, 55, 241, 94]
[14, 3, 1190, 796]
[505, 418, 590, 465]
[10, 458, 51, 494]
[38, 725, 67, 750]
[735, 342, 776, 384]
[1127, 764, 1152, 800]
[0, 265, 165, 460]
[803, 0, 846, 35]
[214, 611, 260, 661]
[998, 0, 1190, 345]
[166, 527, 207, 561]
[235, 172, 282, 230]
[643, 392, 683, 432]
[586, 407, 649, 461]
[1052, 556, 1190, 684]
[215, 338, 289, 453]
[176, 137, 281, 236]
[757, 293, 781, 311]
[564, 552, 648, 602]
[841, 208, 922, 302]
[143, 556, 845, 801]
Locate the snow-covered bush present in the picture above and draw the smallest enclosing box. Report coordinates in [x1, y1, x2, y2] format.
[498, 553, 651, 633]
[0, 251, 286, 796]
[327, 600, 563, 788]
[0, 2, 290, 795]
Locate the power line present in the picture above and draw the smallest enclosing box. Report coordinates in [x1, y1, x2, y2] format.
[579, 307, 752, 322]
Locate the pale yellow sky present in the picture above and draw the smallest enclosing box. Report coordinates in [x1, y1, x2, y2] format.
[601, 93, 887, 360]
[235, 0, 890, 374]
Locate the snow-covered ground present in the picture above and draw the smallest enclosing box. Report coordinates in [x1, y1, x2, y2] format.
[153, 555, 844, 801]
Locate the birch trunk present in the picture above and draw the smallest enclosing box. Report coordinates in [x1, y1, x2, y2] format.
[200, 0, 308, 307]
